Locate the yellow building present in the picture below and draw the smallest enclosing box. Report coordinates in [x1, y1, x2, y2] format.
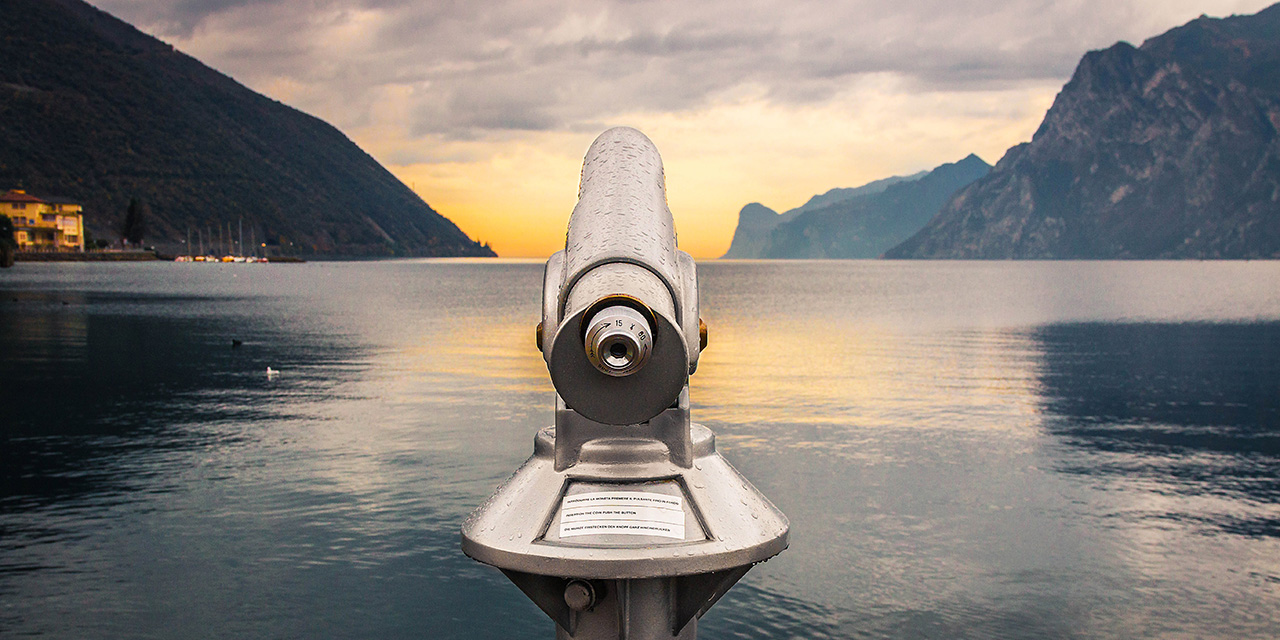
[1, 189, 85, 252]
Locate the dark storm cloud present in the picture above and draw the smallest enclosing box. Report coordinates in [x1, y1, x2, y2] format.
[92, 0, 1263, 144]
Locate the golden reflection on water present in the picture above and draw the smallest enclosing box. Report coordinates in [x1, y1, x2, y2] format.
[692, 311, 1046, 459]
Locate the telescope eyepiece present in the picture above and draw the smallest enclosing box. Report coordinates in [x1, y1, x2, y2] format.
[585, 305, 653, 377]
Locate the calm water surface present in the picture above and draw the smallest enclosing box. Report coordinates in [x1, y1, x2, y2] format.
[1, 260, 1278, 639]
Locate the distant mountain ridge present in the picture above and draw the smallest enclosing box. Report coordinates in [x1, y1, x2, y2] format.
[764, 155, 989, 259]
[887, 4, 1280, 259]
[721, 158, 987, 259]
[0, 0, 493, 256]
[787, 172, 928, 216]
[720, 170, 927, 258]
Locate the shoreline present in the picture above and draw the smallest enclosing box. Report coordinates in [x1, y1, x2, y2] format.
[13, 252, 305, 263]
[16, 251, 160, 262]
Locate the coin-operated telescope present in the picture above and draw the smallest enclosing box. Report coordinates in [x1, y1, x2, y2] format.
[462, 127, 788, 639]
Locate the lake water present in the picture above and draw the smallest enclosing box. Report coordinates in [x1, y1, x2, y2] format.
[1, 260, 1278, 639]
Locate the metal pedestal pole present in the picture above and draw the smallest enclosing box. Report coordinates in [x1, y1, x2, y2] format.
[554, 579, 694, 640]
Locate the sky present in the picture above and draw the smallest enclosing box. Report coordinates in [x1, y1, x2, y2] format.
[95, 0, 1277, 258]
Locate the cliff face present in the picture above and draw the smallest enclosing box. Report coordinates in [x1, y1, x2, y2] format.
[887, 4, 1280, 259]
[720, 172, 926, 259]
[762, 155, 989, 259]
[0, 0, 494, 256]
[722, 203, 792, 259]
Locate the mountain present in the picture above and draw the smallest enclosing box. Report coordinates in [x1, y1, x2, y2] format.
[887, 5, 1280, 259]
[720, 171, 925, 258]
[0, 0, 494, 257]
[735, 155, 989, 259]
[762, 155, 989, 259]
[788, 172, 928, 216]
[721, 203, 791, 259]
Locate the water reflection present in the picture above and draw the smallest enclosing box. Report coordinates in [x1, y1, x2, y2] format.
[1034, 322, 1280, 537]
[0, 291, 366, 548]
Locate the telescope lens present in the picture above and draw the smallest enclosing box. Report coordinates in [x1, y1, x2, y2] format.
[585, 304, 653, 377]
[602, 338, 634, 369]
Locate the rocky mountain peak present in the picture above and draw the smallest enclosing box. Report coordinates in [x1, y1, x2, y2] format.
[887, 3, 1280, 259]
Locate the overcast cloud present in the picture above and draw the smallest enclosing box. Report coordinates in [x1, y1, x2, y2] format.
[95, 0, 1270, 143]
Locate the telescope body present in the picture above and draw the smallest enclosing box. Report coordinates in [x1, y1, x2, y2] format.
[542, 127, 701, 426]
[462, 128, 787, 640]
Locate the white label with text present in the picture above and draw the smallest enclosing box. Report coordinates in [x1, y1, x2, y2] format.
[558, 491, 685, 539]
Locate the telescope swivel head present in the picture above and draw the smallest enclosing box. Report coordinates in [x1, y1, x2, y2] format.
[539, 127, 702, 426]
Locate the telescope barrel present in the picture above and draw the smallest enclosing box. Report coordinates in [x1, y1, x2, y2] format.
[541, 127, 702, 426]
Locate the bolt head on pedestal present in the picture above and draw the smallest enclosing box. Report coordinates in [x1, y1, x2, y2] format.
[564, 580, 597, 612]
